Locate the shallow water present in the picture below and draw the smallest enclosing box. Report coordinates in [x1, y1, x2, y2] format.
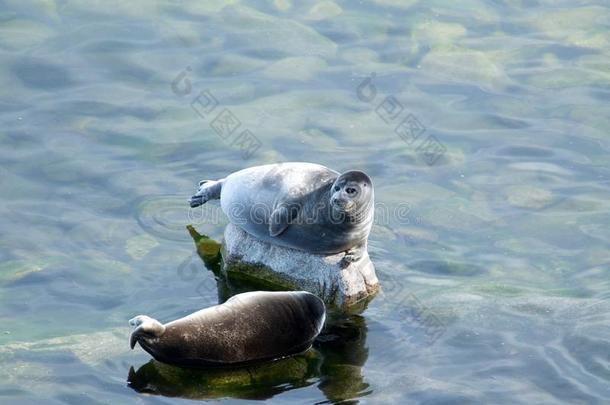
[1, 0, 610, 403]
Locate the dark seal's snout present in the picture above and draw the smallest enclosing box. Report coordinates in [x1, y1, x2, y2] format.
[297, 291, 326, 334]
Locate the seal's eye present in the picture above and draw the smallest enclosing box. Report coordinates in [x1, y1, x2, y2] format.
[334, 186, 340, 192]
[346, 187, 357, 195]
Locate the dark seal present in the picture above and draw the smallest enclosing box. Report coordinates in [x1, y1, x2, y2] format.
[129, 291, 326, 367]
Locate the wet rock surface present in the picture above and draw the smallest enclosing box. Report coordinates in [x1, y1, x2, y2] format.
[221, 223, 379, 309]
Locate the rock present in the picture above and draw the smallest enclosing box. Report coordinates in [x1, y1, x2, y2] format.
[178, 0, 240, 16]
[297, 127, 341, 149]
[0, 259, 50, 283]
[419, 45, 508, 91]
[220, 223, 379, 309]
[221, 5, 337, 59]
[306, 1, 343, 21]
[211, 54, 267, 76]
[505, 185, 553, 209]
[532, 6, 609, 50]
[411, 21, 467, 47]
[339, 47, 380, 64]
[0, 328, 128, 367]
[273, 0, 292, 12]
[125, 234, 159, 260]
[0, 19, 55, 50]
[372, 0, 418, 9]
[262, 56, 327, 81]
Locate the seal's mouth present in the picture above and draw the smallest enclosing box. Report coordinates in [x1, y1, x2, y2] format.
[189, 195, 203, 208]
[332, 198, 353, 211]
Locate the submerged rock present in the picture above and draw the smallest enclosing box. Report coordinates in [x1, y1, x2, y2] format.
[262, 56, 327, 81]
[0, 328, 128, 367]
[0, 19, 55, 50]
[306, 1, 343, 21]
[411, 21, 467, 47]
[221, 5, 337, 58]
[211, 54, 268, 76]
[532, 6, 610, 50]
[221, 223, 379, 309]
[372, 0, 418, 9]
[125, 234, 159, 260]
[419, 45, 508, 91]
[505, 185, 554, 209]
[339, 47, 380, 64]
[273, 0, 292, 12]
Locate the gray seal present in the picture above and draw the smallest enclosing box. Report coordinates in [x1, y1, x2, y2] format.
[129, 290, 326, 367]
[189, 163, 374, 262]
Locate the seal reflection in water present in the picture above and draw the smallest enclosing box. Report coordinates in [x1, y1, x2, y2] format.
[129, 291, 326, 367]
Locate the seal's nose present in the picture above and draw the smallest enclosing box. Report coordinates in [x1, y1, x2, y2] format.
[333, 197, 348, 209]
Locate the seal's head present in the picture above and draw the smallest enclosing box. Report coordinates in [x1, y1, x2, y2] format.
[330, 170, 373, 215]
[129, 315, 166, 349]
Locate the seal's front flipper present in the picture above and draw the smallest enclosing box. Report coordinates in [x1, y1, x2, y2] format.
[340, 243, 365, 268]
[269, 205, 291, 237]
[270, 202, 301, 237]
[189, 179, 224, 208]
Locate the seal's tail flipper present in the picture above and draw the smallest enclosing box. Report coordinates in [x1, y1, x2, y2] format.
[189, 178, 224, 208]
[129, 315, 166, 349]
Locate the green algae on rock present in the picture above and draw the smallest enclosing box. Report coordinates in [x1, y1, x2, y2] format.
[221, 223, 379, 310]
[187, 224, 378, 310]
